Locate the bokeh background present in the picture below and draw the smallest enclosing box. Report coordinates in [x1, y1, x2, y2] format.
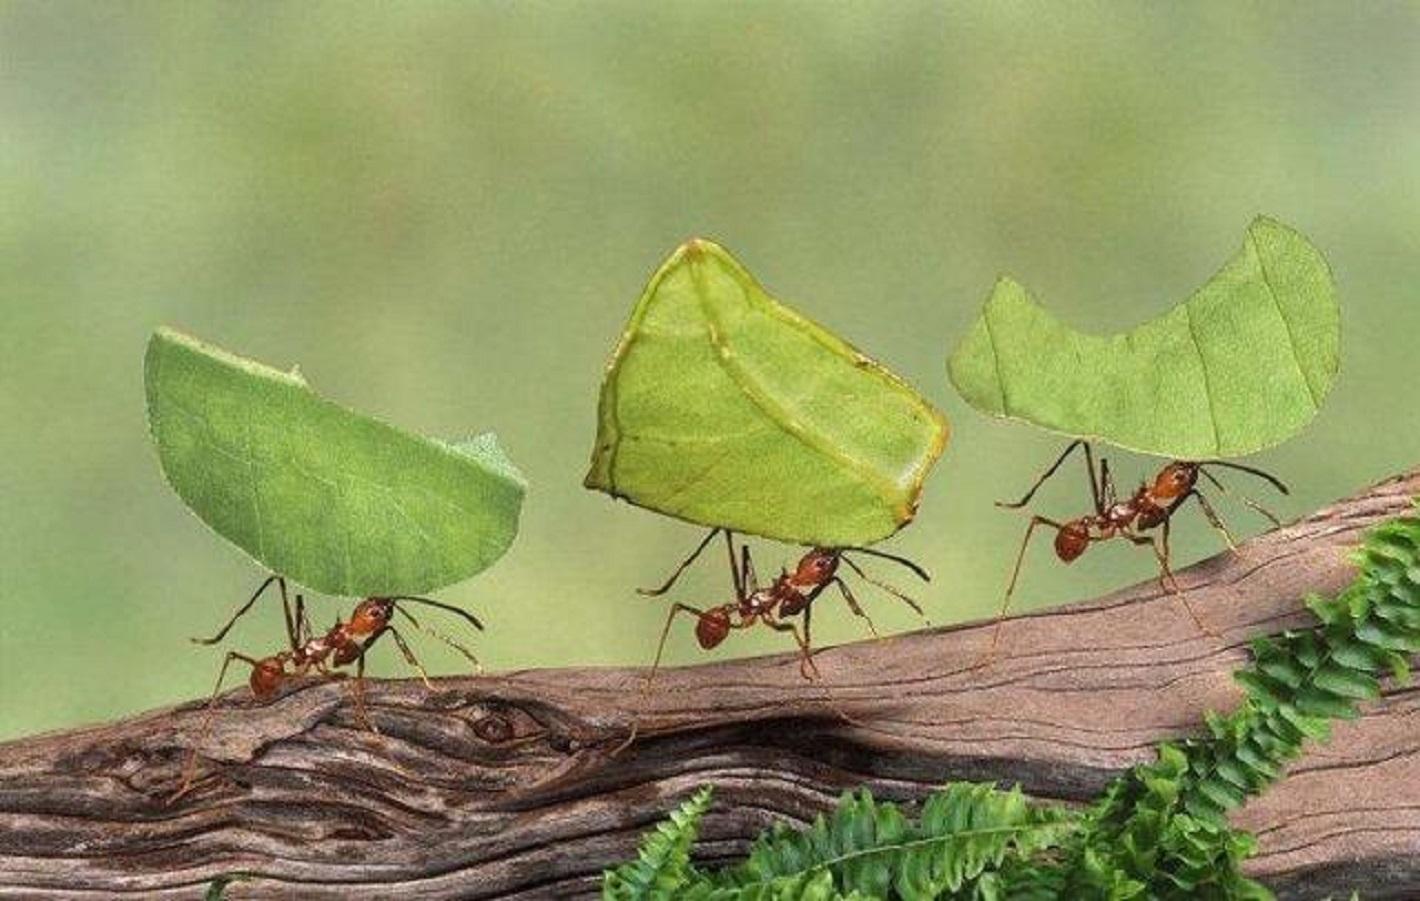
[3, 3, 1418, 741]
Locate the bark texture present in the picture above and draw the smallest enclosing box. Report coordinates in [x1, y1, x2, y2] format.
[2, 470, 1418, 900]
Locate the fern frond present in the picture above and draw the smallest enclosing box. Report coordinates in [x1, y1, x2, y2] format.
[604, 786, 714, 900]
[1075, 508, 1420, 899]
[700, 784, 1071, 899]
[610, 508, 1420, 901]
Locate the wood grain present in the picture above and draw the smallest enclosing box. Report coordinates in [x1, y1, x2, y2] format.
[1, 470, 1417, 900]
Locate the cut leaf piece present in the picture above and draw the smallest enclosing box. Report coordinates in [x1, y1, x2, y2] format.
[145, 327, 525, 596]
[585, 239, 949, 547]
[948, 217, 1339, 458]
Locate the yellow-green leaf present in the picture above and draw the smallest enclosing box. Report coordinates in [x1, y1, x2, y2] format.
[145, 327, 525, 596]
[947, 217, 1339, 458]
[585, 240, 948, 547]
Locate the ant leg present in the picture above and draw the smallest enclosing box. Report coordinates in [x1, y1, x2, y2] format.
[724, 530, 745, 600]
[1129, 526, 1215, 637]
[740, 543, 759, 594]
[350, 643, 376, 733]
[980, 515, 1072, 667]
[396, 607, 482, 673]
[764, 616, 821, 681]
[646, 602, 710, 692]
[385, 626, 434, 689]
[293, 592, 313, 646]
[1097, 452, 1116, 513]
[998, 440, 1092, 510]
[839, 555, 929, 625]
[637, 528, 722, 597]
[338, 630, 392, 734]
[192, 575, 292, 647]
[1190, 489, 1240, 552]
[171, 651, 265, 803]
[613, 601, 712, 758]
[1198, 467, 1283, 528]
[828, 577, 879, 637]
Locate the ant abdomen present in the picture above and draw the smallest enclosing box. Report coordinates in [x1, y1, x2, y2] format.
[695, 609, 731, 649]
[1054, 523, 1089, 562]
[249, 658, 285, 698]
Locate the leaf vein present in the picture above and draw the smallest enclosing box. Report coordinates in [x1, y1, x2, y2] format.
[1252, 232, 1322, 408]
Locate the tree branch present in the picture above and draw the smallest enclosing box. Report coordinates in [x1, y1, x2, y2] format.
[2, 470, 1418, 899]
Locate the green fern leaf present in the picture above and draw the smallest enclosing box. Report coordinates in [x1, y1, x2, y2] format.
[604, 787, 714, 900]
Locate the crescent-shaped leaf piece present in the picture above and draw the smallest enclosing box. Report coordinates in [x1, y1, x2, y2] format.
[947, 216, 1339, 459]
[145, 327, 526, 596]
[585, 239, 949, 547]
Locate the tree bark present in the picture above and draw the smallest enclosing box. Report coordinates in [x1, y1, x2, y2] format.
[2, 470, 1418, 900]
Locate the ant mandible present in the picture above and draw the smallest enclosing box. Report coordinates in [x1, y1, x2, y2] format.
[172, 574, 484, 800]
[638, 528, 931, 685]
[988, 439, 1288, 657]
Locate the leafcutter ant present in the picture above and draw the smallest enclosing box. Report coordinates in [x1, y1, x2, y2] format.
[638, 528, 932, 686]
[172, 574, 484, 800]
[988, 439, 1288, 657]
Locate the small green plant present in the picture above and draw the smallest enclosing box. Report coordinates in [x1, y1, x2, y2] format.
[607, 505, 1420, 899]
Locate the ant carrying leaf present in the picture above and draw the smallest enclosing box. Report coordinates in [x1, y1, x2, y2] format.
[584, 239, 948, 718]
[987, 439, 1288, 659]
[146, 330, 526, 798]
[173, 574, 484, 801]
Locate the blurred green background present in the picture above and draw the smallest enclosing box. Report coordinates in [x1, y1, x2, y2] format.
[3, 3, 1417, 741]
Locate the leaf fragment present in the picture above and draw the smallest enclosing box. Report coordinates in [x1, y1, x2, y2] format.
[947, 217, 1339, 458]
[145, 327, 525, 596]
[585, 239, 949, 547]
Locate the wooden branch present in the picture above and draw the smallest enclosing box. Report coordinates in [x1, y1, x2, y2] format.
[2, 471, 1418, 900]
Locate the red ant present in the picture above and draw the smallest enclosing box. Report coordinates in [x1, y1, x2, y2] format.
[638, 528, 932, 684]
[172, 574, 483, 800]
[988, 439, 1288, 655]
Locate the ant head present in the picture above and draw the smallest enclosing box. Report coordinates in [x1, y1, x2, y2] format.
[1054, 520, 1090, 563]
[695, 608, 732, 649]
[790, 548, 840, 587]
[349, 598, 396, 636]
[1152, 462, 1199, 501]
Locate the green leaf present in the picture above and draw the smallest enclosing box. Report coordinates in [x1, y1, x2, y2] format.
[145, 327, 526, 596]
[947, 217, 1338, 458]
[585, 239, 949, 547]
[604, 787, 713, 900]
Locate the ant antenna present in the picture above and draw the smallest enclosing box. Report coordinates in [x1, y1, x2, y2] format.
[839, 554, 929, 622]
[1198, 460, 1290, 495]
[383, 595, 485, 631]
[395, 606, 483, 672]
[1197, 467, 1284, 528]
[838, 546, 931, 582]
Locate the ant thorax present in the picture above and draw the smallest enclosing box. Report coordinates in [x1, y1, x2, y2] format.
[299, 634, 332, 663]
[1105, 500, 1138, 526]
[742, 587, 777, 616]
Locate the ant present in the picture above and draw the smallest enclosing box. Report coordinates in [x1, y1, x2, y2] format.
[638, 528, 932, 685]
[987, 439, 1289, 657]
[172, 574, 483, 800]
